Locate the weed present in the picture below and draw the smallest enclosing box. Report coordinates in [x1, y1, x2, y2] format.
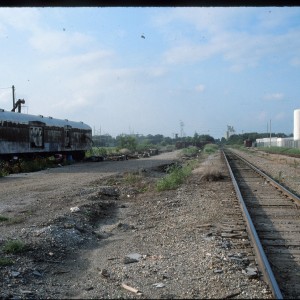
[3, 240, 26, 254]
[276, 171, 284, 183]
[260, 146, 300, 156]
[0, 215, 9, 222]
[203, 144, 219, 154]
[0, 257, 14, 266]
[292, 159, 299, 169]
[156, 163, 193, 191]
[123, 172, 141, 184]
[6, 216, 26, 225]
[199, 166, 224, 181]
[181, 146, 200, 158]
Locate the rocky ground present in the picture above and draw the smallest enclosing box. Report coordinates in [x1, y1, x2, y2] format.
[2, 147, 299, 299]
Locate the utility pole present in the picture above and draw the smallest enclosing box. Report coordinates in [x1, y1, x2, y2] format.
[269, 119, 272, 147]
[180, 120, 184, 138]
[12, 85, 15, 108]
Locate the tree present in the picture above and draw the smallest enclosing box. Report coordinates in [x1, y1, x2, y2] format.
[116, 135, 137, 151]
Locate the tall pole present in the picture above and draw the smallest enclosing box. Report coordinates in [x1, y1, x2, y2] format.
[12, 85, 15, 108]
[269, 119, 272, 147]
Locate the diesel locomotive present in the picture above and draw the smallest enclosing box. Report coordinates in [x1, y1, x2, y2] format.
[0, 109, 92, 160]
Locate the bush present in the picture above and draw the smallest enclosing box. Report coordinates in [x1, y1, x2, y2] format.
[203, 144, 219, 154]
[0, 215, 9, 222]
[0, 257, 14, 266]
[181, 146, 200, 157]
[156, 163, 192, 191]
[3, 240, 26, 254]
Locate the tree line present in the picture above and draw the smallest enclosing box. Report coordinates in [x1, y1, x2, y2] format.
[92, 131, 293, 151]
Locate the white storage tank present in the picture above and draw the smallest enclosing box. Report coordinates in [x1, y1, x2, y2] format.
[294, 109, 300, 141]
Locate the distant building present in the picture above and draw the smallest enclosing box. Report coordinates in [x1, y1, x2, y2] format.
[225, 125, 235, 139]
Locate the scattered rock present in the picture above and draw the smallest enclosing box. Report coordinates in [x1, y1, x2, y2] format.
[124, 253, 142, 264]
[242, 267, 258, 278]
[11, 271, 20, 277]
[100, 269, 110, 278]
[32, 270, 42, 277]
[70, 206, 80, 213]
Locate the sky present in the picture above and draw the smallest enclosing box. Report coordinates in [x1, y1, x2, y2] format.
[0, 7, 300, 139]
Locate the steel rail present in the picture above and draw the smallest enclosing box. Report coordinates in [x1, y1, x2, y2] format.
[230, 150, 300, 206]
[222, 150, 283, 299]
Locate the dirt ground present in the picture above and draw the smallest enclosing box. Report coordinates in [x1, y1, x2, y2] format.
[0, 150, 274, 299]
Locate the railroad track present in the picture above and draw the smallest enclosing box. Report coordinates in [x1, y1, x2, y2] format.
[222, 149, 300, 299]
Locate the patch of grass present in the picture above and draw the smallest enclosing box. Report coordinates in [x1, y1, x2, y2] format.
[260, 146, 300, 156]
[0, 257, 14, 266]
[0, 215, 9, 222]
[1, 157, 55, 176]
[86, 147, 119, 158]
[275, 170, 284, 183]
[181, 146, 200, 158]
[123, 172, 149, 193]
[203, 144, 219, 154]
[3, 240, 26, 254]
[123, 172, 141, 184]
[156, 163, 193, 191]
[5, 216, 26, 225]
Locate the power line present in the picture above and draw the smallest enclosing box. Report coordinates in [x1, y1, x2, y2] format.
[0, 87, 11, 89]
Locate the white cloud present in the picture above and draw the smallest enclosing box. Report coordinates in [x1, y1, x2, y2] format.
[263, 93, 284, 101]
[0, 8, 40, 31]
[156, 8, 300, 72]
[29, 30, 93, 54]
[274, 112, 286, 120]
[195, 84, 205, 92]
[290, 57, 300, 67]
[257, 111, 267, 122]
[0, 89, 12, 107]
[40, 50, 115, 71]
[163, 42, 219, 65]
[145, 67, 167, 77]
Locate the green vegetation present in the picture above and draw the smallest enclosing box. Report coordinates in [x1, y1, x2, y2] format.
[181, 146, 200, 157]
[3, 240, 26, 254]
[259, 146, 300, 156]
[117, 135, 138, 151]
[0, 257, 14, 266]
[203, 143, 219, 154]
[19, 157, 50, 172]
[156, 163, 193, 191]
[123, 172, 142, 185]
[276, 170, 284, 183]
[6, 216, 26, 225]
[123, 172, 149, 193]
[86, 147, 116, 157]
[93, 132, 215, 150]
[0, 157, 57, 177]
[0, 215, 9, 222]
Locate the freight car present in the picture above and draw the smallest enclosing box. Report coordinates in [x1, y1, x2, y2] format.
[244, 139, 253, 147]
[0, 109, 92, 160]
